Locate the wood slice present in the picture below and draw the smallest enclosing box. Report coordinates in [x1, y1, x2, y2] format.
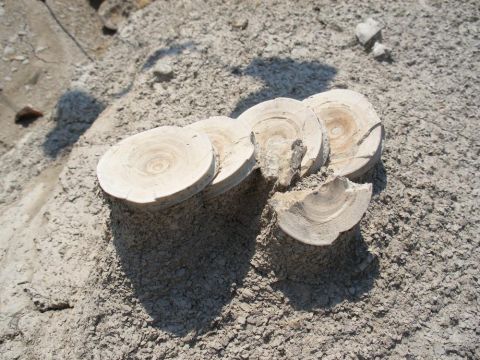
[270, 177, 372, 246]
[187, 116, 256, 198]
[96, 126, 216, 209]
[238, 97, 327, 177]
[304, 89, 383, 179]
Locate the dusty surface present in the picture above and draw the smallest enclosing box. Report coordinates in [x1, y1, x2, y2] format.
[0, 0, 479, 359]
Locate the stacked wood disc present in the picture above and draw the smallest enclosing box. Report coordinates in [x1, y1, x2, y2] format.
[96, 89, 384, 264]
[186, 116, 256, 198]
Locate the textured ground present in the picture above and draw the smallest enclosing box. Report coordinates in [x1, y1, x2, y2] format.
[0, 0, 479, 359]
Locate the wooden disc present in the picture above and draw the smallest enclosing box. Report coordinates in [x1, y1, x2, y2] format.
[187, 116, 256, 198]
[96, 126, 216, 209]
[304, 89, 383, 179]
[271, 177, 372, 246]
[238, 97, 327, 176]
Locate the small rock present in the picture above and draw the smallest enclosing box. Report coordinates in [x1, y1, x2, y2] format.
[231, 18, 248, 30]
[14, 106, 43, 124]
[355, 18, 382, 48]
[12, 55, 26, 62]
[153, 61, 174, 82]
[238, 316, 247, 325]
[372, 42, 391, 61]
[3, 45, 14, 56]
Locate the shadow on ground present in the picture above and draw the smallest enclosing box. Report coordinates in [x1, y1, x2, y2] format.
[229, 57, 337, 117]
[141, 41, 196, 71]
[110, 173, 270, 338]
[371, 160, 388, 195]
[109, 56, 381, 333]
[269, 227, 379, 310]
[43, 90, 105, 157]
[265, 166, 384, 310]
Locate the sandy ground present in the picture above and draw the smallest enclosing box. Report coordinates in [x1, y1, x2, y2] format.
[0, 0, 479, 359]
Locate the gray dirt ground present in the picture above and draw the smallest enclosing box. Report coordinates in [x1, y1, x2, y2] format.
[0, 0, 479, 359]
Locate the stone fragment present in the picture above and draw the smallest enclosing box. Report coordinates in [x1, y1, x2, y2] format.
[15, 106, 43, 124]
[355, 18, 382, 48]
[3, 45, 14, 56]
[231, 18, 248, 30]
[372, 42, 391, 61]
[152, 61, 174, 82]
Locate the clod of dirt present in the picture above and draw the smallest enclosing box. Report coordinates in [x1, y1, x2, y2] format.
[96, 126, 216, 209]
[303, 89, 383, 179]
[372, 42, 392, 61]
[270, 176, 372, 246]
[152, 61, 174, 82]
[14, 106, 43, 125]
[23, 286, 73, 313]
[187, 116, 256, 198]
[231, 17, 248, 30]
[238, 97, 327, 177]
[259, 138, 306, 188]
[355, 18, 382, 48]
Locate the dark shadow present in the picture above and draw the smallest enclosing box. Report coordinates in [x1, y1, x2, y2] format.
[109, 172, 270, 338]
[14, 108, 43, 127]
[141, 41, 196, 71]
[229, 57, 337, 117]
[269, 227, 379, 310]
[88, 0, 104, 11]
[353, 160, 388, 196]
[109, 42, 197, 100]
[43, 90, 105, 158]
[102, 26, 117, 36]
[16, 116, 39, 127]
[371, 160, 388, 195]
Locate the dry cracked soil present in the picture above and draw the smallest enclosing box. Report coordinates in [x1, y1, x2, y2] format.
[0, 0, 479, 359]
